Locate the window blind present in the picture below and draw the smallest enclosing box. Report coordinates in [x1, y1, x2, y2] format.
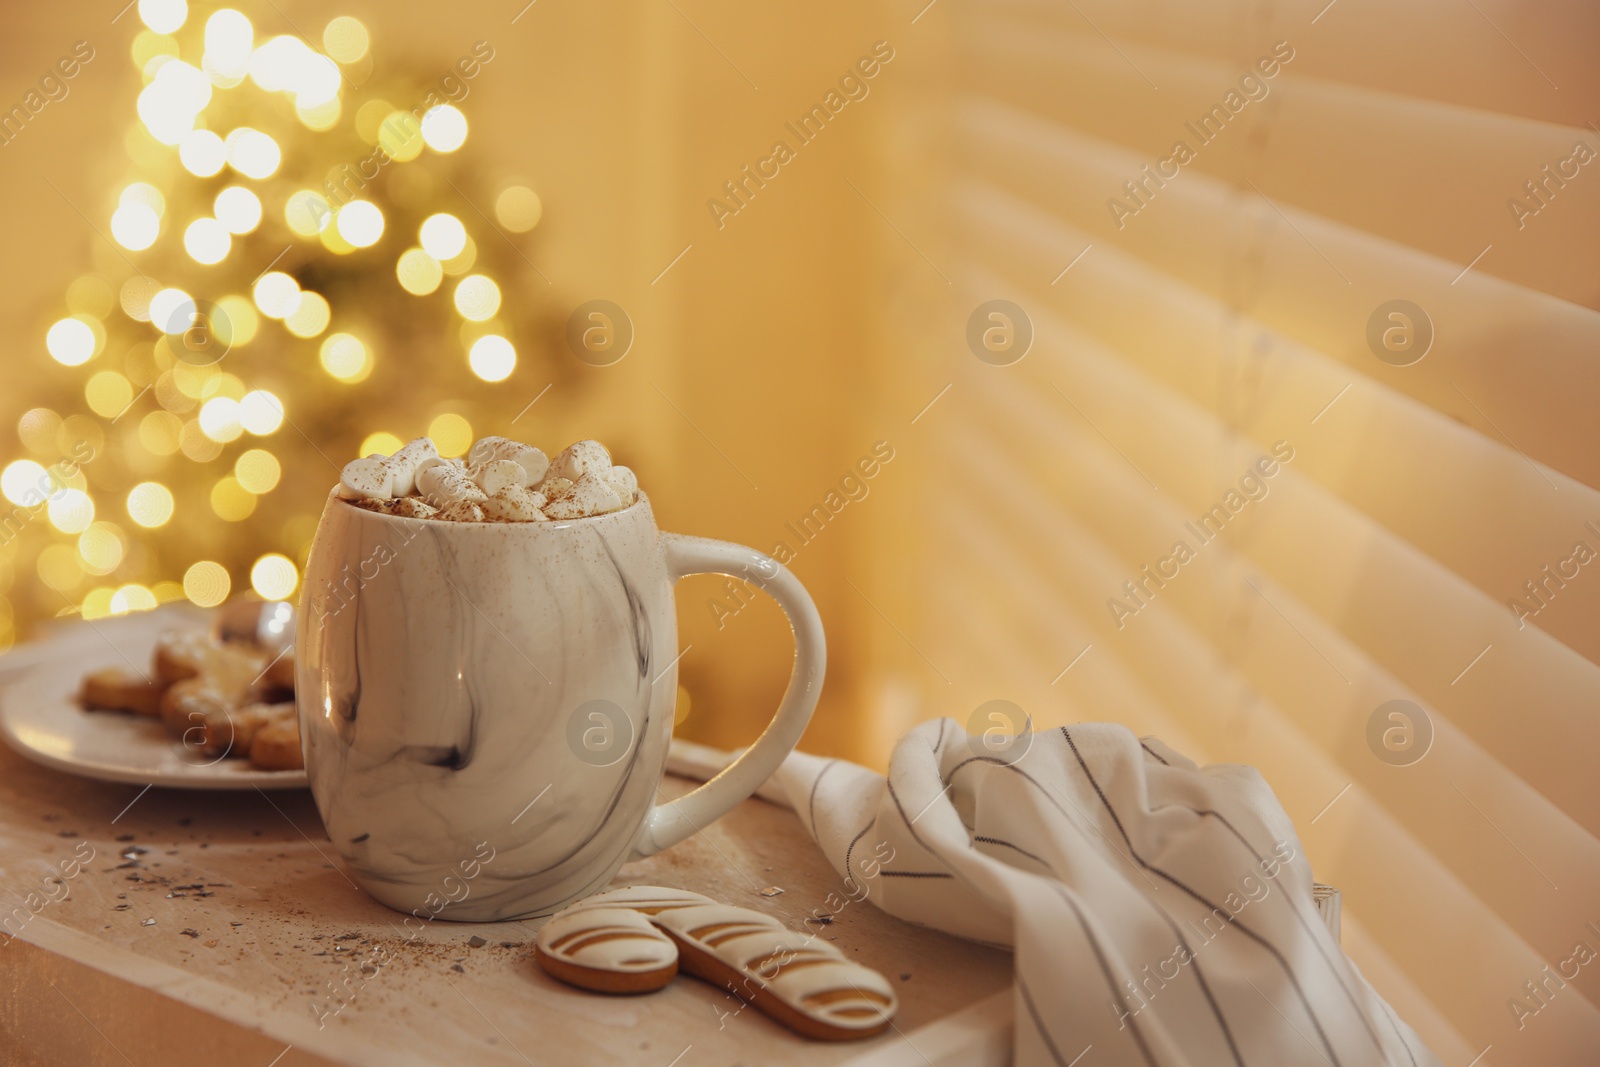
[873, 2, 1600, 1062]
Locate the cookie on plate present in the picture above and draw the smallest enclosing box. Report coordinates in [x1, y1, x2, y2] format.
[80, 666, 163, 717]
[247, 711, 303, 771]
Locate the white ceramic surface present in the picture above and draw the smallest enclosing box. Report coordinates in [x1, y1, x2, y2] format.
[296, 490, 825, 922]
[0, 611, 309, 790]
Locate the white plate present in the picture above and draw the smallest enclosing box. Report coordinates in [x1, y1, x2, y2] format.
[0, 611, 307, 790]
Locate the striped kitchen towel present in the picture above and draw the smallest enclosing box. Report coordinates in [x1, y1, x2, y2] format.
[775, 719, 1439, 1067]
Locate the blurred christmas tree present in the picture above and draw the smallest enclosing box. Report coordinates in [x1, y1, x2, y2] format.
[1, 0, 557, 648]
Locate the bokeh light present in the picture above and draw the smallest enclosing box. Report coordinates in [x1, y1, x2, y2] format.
[155, 59, 211, 110]
[138, 411, 183, 455]
[284, 291, 330, 337]
[137, 60, 210, 144]
[216, 295, 258, 344]
[376, 111, 424, 162]
[184, 217, 232, 264]
[180, 419, 223, 461]
[214, 186, 262, 234]
[250, 554, 298, 600]
[198, 396, 243, 442]
[85, 371, 134, 418]
[202, 9, 253, 84]
[320, 333, 371, 382]
[285, 189, 331, 236]
[420, 106, 468, 152]
[428, 413, 473, 457]
[495, 186, 543, 232]
[47, 489, 95, 534]
[121, 277, 162, 322]
[149, 288, 195, 335]
[354, 99, 393, 143]
[396, 248, 443, 295]
[80, 588, 118, 620]
[178, 129, 227, 177]
[18, 410, 62, 454]
[121, 182, 166, 216]
[248, 34, 324, 95]
[78, 523, 127, 576]
[127, 482, 175, 527]
[235, 449, 281, 493]
[110, 585, 158, 615]
[138, 0, 188, 34]
[152, 581, 186, 603]
[2, 461, 48, 505]
[319, 219, 356, 255]
[453, 275, 501, 321]
[336, 201, 384, 247]
[46, 318, 97, 366]
[239, 390, 285, 434]
[253, 272, 301, 318]
[296, 96, 342, 132]
[419, 214, 466, 259]
[136, 84, 194, 144]
[295, 55, 342, 109]
[468, 335, 516, 382]
[183, 560, 230, 607]
[323, 16, 369, 64]
[111, 203, 161, 250]
[211, 475, 256, 520]
[225, 128, 281, 179]
[359, 431, 403, 457]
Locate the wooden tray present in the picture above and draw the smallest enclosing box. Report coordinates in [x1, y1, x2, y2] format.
[0, 616, 1013, 1067]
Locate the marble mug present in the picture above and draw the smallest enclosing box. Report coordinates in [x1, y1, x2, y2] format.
[295, 489, 824, 921]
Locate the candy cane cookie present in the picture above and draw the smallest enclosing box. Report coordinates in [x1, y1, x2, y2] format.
[533, 907, 679, 994]
[533, 885, 897, 1041]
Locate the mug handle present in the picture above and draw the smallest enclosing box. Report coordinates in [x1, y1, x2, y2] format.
[628, 533, 826, 859]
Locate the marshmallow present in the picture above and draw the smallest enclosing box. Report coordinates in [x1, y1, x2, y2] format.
[470, 436, 550, 486]
[512, 446, 550, 486]
[467, 436, 513, 466]
[482, 484, 549, 522]
[472, 459, 526, 497]
[341, 457, 394, 501]
[339, 434, 636, 524]
[539, 476, 575, 501]
[606, 465, 638, 505]
[386, 437, 440, 497]
[417, 463, 488, 507]
[544, 472, 623, 519]
[549, 440, 611, 483]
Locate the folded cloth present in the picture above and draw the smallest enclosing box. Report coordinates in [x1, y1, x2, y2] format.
[774, 719, 1440, 1067]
